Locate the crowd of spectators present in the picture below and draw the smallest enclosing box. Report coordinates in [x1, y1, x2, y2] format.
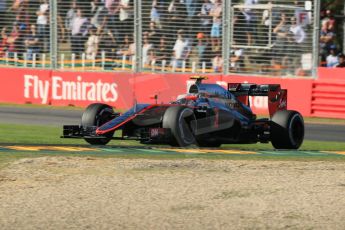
[0, 0, 49, 60]
[0, 0, 344, 72]
[320, 9, 345, 68]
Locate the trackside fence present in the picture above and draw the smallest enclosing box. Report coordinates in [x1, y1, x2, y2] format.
[0, 0, 320, 78]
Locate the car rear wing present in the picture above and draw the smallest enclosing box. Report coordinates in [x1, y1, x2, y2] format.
[228, 83, 287, 117]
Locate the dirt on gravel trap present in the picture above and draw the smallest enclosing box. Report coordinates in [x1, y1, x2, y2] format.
[0, 156, 345, 229]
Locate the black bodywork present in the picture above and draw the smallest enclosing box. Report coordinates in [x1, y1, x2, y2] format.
[62, 77, 304, 149]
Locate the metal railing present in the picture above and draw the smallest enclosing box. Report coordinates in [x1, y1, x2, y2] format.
[0, 0, 320, 78]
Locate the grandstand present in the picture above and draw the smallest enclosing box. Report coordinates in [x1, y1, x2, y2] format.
[0, 0, 343, 77]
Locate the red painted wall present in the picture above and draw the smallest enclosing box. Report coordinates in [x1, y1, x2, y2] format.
[0, 67, 344, 118]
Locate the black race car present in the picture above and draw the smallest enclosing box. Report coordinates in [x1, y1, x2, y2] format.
[62, 76, 304, 149]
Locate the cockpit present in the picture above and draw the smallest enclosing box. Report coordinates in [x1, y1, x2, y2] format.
[188, 83, 235, 100]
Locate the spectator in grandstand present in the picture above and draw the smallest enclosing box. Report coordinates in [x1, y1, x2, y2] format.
[288, 16, 306, 70]
[65, 0, 77, 41]
[142, 33, 154, 66]
[321, 9, 336, 31]
[185, 0, 197, 19]
[209, 0, 221, 52]
[70, 8, 88, 58]
[11, 12, 27, 59]
[289, 16, 306, 44]
[104, 0, 122, 16]
[0, 27, 9, 57]
[184, 0, 200, 37]
[189, 32, 210, 69]
[85, 26, 99, 60]
[336, 54, 345, 68]
[95, 2, 120, 44]
[118, 0, 133, 37]
[230, 45, 244, 71]
[197, 0, 212, 35]
[90, 0, 99, 16]
[166, 0, 187, 39]
[154, 35, 168, 67]
[101, 0, 127, 47]
[150, 0, 161, 29]
[326, 48, 339, 68]
[0, 0, 7, 27]
[272, 13, 289, 66]
[65, 0, 77, 32]
[104, 0, 113, 11]
[200, 32, 212, 68]
[6, 23, 20, 57]
[86, 0, 99, 17]
[212, 52, 223, 73]
[148, 21, 160, 46]
[99, 28, 117, 60]
[90, 0, 108, 29]
[8, 0, 24, 14]
[320, 21, 336, 65]
[57, 9, 66, 43]
[116, 34, 135, 60]
[233, 12, 247, 45]
[36, 0, 49, 52]
[293, 0, 304, 7]
[260, 1, 272, 45]
[24, 24, 40, 60]
[242, 0, 259, 46]
[171, 29, 190, 68]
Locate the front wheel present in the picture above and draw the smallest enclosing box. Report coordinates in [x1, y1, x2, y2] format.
[270, 110, 304, 149]
[162, 106, 196, 147]
[81, 103, 115, 145]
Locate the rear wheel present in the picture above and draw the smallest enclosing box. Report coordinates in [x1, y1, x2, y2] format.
[81, 103, 115, 145]
[163, 106, 196, 147]
[270, 110, 304, 149]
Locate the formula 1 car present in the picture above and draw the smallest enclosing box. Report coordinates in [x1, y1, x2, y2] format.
[62, 76, 304, 149]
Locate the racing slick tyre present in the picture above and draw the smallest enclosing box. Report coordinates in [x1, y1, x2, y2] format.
[163, 106, 196, 147]
[270, 110, 304, 149]
[81, 103, 115, 145]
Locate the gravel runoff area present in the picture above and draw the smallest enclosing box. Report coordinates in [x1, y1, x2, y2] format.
[1, 157, 345, 229]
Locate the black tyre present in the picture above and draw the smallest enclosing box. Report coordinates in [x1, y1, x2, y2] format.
[270, 110, 304, 149]
[81, 103, 115, 145]
[163, 106, 196, 147]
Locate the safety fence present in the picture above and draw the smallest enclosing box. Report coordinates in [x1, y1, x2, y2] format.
[0, 0, 319, 77]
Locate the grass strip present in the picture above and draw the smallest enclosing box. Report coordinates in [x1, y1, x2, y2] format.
[0, 123, 345, 151]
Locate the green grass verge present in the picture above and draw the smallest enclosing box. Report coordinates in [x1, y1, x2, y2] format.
[0, 122, 345, 166]
[0, 123, 345, 151]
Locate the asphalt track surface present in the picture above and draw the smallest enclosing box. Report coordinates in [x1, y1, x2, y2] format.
[0, 106, 344, 142]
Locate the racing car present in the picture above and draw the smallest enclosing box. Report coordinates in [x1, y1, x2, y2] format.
[62, 76, 304, 149]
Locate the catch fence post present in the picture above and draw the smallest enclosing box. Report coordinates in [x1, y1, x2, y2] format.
[134, 0, 142, 73]
[60, 53, 64, 70]
[49, 0, 58, 69]
[33, 54, 36, 68]
[312, 0, 320, 79]
[222, 0, 231, 75]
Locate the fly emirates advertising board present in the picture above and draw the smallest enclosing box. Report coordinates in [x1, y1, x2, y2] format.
[0, 68, 313, 116]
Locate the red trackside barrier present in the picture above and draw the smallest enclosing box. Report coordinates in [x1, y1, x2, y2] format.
[0, 67, 344, 118]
